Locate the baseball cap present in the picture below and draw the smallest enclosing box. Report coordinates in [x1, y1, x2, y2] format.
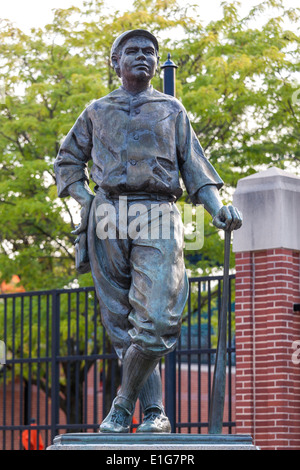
[111, 29, 159, 60]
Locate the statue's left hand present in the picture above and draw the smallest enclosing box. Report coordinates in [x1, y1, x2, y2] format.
[71, 197, 94, 236]
[67, 181, 94, 236]
[212, 205, 243, 231]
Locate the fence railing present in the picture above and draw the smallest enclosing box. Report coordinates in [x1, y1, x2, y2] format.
[0, 274, 236, 449]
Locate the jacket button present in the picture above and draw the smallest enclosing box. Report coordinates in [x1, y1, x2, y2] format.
[129, 159, 137, 165]
[135, 109, 141, 114]
[133, 135, 139, 140]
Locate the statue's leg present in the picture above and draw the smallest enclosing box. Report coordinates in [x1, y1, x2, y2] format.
[120, 200, 188, 433]
[137, 365, 171, 433]
[139, 365, 163, 411]
[87, 193, 133, 362]
[99, 344, 159, 433]
[89, 197, 188, 433]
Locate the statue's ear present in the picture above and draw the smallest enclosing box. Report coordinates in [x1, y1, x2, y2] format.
[111, 52, 121, 78]
[155, 55, 160, 75]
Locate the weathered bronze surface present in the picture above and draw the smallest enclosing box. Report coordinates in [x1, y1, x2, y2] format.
[54, 29, 242, 434]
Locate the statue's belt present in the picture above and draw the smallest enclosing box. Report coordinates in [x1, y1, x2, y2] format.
[104, 192, 177, 203]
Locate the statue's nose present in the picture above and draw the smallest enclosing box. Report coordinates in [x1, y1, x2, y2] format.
[136, 49, 146, 60]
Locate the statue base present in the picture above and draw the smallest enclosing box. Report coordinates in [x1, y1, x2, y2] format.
[47, 432, 258, 451]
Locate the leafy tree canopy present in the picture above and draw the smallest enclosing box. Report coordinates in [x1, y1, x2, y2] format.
[0, 0, 299, 288]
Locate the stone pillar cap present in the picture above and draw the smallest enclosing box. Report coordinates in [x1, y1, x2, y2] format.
[233, 167, 300, 253]
[235, 167, 300, 192]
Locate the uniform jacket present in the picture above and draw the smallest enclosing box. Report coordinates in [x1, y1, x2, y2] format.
[54, 86, 223, 202]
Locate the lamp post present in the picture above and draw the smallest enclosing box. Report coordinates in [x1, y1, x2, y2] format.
[162, 52, 178, 433]
[161, 53, 178, 96]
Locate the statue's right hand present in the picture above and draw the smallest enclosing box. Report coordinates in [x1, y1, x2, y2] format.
[212, 205, 242, 232]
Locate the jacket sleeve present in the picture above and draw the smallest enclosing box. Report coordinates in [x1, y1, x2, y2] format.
[176, 109, 223, 203]
[54, 108, 92, 198]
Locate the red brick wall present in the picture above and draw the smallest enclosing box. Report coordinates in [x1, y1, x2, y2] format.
[235, 248, 300, 450]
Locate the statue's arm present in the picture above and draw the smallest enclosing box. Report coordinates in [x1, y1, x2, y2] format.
[54, 109, 94, 234]
[54, 108, 92, 196]
[176, 109, 242, 232]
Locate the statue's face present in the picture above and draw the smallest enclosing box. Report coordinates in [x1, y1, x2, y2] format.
[118, 36, 158, 85]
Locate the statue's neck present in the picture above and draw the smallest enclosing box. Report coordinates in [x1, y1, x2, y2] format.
[121, 77, 152, 95]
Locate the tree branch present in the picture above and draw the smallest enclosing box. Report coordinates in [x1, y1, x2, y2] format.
[33, 224, 74, 259]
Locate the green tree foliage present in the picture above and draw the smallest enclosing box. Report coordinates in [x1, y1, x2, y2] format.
[178, 0, 300, 182]
[0, 0, 299, 287]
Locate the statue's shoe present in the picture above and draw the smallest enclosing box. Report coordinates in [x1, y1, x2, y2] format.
[99, 399, 132, 433]
[136, 407, 171, 433]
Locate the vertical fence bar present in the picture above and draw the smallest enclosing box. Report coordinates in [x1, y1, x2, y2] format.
[75, 292, 80, 429]
[51, 290, 60, 443]
[187, 281, 191, 433]
[93, 292, 98, 428]
[37, 295, 41, 447]
[11, 298, 15, 449]
[84, 291, 88, 427]
[19, 297, 24, 449]
[3, 298, 7, 449]
[228, 277, 233, 434]
[27, 295, 32, 449]
[197, 281, 202, 433]
[66, 292, 71, 426]
[161, 52, 178, 433]
[177, 328, 182, 433]
[45, 293, 50, 448]
[102, 322, 106, 420]
[207, 280, 212, 424]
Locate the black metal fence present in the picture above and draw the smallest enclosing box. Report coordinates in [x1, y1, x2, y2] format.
[0, 274, 236, 450]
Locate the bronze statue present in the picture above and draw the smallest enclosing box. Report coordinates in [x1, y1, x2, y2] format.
[54, 29, 242, 434]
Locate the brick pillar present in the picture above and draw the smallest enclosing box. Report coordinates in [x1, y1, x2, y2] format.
[233, 168, 300, 450]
